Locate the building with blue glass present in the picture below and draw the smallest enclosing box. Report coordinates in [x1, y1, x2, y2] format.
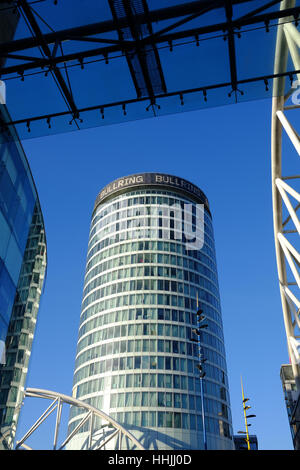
[0, 104, 47, 449]
[68, 173, 233, 450]
[233, 435, 258, 450]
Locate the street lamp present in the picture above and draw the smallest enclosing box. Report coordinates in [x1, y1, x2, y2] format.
[238, 377, 256, 450]
[192, 295, 209, 450]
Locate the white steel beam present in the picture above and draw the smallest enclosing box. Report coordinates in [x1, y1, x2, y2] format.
[276, 110, 300, 155]
[283, 23, 300, 82]
[275, 178, 300, 234]
[59, 411, 92, 450]
[278, 233, 300, 287]
[284, 285, 300, 310]
[283, 286, 300, 329]
[96, 429, 119, 450]
[53, 397, 62, 450]
[284, 21, 300, 48]
[88, 412, 94, 449]
[15, 398, 58, 449]
[276, 178, 300, 202]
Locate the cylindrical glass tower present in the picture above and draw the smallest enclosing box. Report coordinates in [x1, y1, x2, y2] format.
[68, 173, 233, 450]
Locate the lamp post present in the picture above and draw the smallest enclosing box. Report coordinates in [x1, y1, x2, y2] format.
[238, 376, 256, 450]
[192, 294, 209, 450]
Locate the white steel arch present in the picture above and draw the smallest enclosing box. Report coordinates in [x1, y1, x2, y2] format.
[272, 0, 300, 392]
[15, 388, 145, 450]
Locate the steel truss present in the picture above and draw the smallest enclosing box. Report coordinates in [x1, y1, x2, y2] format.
[15, 388, 145, 450]
[272, 0, 300, 392]
[1, 1, 300, 128]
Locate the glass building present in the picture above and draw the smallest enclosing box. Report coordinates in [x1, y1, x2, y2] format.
[233, 435, 258, 450]
[0, 104, 47, 449]
[280, 364, 300, 449]
[68, 173, 233, 450]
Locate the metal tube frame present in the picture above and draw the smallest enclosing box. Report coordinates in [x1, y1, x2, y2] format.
[15, 388, 145, 450]
[271, 0, 300, 392]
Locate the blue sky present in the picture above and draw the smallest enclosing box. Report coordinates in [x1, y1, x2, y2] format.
[13, 97, 294, 450]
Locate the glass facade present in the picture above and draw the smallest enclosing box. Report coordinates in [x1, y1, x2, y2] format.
[0, 105, 47, 449]
[280, 364, 300, 449]
[68, 174, 233, 450]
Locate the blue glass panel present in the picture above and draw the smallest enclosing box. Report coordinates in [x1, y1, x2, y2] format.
[0, 259, 16, 329]
[13, 205, 29, 254]
[0, 165, 17, 219]
[0, 211, 10, 260]
[4, 153, 17, 185]
[0, 138, 36, 253]
[5, 141, 26, 179]
[5, 234, 22, 286]
[17, 166, 36, 220]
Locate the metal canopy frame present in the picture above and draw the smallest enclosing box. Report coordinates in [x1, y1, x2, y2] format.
[15, 388, 145, 450]
[1, 0, 300, 129]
